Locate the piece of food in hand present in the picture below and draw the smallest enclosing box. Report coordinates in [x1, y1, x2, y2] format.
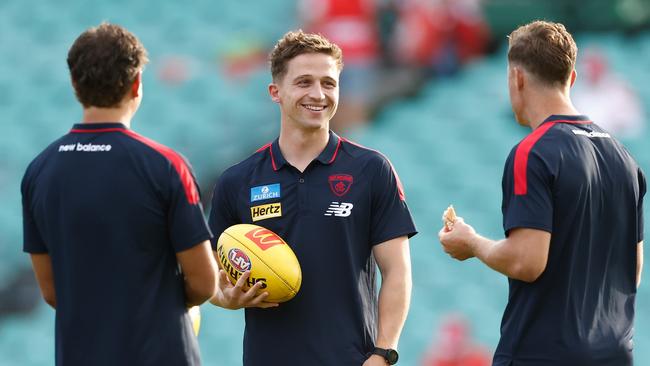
[442, 205, 457, 230]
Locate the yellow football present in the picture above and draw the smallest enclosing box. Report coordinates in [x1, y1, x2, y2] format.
[216, 224, 302, 302]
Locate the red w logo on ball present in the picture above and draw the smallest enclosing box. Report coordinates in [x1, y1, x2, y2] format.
[227, 248, 252, 271]
[328, 174, 353, 197]
[245, 228, 285, 250]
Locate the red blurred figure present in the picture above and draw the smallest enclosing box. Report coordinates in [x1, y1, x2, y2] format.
[390, 0, 490, 75]
[158, 56, 191, 85]
[300, 0, 379, 69]
[299, 0, 381, 130]
[421, 314, 491, 366]
[573, 48, 645, 138]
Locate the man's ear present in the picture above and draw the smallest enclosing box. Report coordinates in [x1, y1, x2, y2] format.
[268, 82, 280, 103]
[515, 66, 525, 91]
[569, 69, 577, 87]
[131, 72, 141, 97]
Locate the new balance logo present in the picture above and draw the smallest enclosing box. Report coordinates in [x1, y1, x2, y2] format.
[324, 202, 354, 217]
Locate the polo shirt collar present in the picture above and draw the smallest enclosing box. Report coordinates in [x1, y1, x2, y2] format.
[270, 130, 342, 171]
[315, 131, 342, 165]
[70, 122, 128, 132]
[543, 115, 592, 124]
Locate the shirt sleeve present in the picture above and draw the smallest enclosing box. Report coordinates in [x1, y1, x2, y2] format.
[21, 169, 48, 253]
[369, 155, 417, 246]
[166, 159, 213, 253]
[208, 171, 241, 250]
[638, 167, 646, 243]
[502, 147, 554, 236]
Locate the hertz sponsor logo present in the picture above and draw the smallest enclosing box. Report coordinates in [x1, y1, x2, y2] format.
[250, 202, 282, 222]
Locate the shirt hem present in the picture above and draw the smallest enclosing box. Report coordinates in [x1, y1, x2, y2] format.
[371, 229, 418, 246]
[174, 232, 213, 253]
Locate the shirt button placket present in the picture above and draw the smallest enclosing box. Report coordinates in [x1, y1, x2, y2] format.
[298, 177, 306, 211]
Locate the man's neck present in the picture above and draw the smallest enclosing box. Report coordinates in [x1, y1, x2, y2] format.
[524, 89, 579, 130]
[278, 126, 330, 173]
[82, 106, 133, 128]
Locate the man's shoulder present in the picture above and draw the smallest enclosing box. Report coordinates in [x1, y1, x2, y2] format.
[118, 129, 188, 166]
[219, 146, 269, 183]
[339, 137, 393, 166]
[509, 122, 571, 160]
[536, 122, 624, 158]
[23, 135, 71, 179]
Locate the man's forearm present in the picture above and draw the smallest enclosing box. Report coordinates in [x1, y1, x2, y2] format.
[470, 229, 549, 282]
[375, 270, 411, 349]
[184, 280, 214, 307]
[470, 235, 518, 278]
[30, 253, 57, 308]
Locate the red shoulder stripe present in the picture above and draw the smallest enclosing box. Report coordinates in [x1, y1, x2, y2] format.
[121, 130, 200, 205]
[513, 122, 557, 195]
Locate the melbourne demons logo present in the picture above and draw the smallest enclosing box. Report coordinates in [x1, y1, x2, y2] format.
[328, 174, 353, 197]
[227, 248, 252, 271]
[244, 228, 285, 251]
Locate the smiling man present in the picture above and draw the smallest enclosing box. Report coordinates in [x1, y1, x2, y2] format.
[208, 31, 417, 366]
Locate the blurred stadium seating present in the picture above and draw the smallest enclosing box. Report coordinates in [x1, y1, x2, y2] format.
[1, 1, 649, 365]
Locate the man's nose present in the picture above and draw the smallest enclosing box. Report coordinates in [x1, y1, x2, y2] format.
[308, 83, 325, 100]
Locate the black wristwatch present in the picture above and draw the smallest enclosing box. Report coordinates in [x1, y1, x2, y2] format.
[369, 347, 399, 365]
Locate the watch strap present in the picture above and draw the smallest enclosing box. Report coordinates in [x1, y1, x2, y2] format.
[369, 347, 398, 365]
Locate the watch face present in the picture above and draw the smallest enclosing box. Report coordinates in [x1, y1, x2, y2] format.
[387, 349, 399, 364]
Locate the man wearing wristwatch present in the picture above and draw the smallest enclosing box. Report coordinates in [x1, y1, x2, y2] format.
[208, 30, 417, 366]
[369, 347, 399, 365]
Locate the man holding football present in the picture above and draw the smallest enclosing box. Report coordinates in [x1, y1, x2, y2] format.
[209, 30, 417, 366]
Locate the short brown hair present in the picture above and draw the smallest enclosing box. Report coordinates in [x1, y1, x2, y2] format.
[67, 23, 148, 108]
[269, 30, 343, 81]
[508, 20, 577, 86]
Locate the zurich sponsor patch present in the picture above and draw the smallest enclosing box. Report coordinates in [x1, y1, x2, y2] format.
[250, 183, 281, 202]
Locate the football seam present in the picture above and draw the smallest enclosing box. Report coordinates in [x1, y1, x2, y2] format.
[223, 231, 298, 294]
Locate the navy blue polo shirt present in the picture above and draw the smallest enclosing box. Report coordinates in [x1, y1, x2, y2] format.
[495, 115, 646, 366]
[21, 122, 211, 366]
[209, 131, 417, 366]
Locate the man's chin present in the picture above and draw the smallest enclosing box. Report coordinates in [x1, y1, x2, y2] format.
[302, 118, 330, 130]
